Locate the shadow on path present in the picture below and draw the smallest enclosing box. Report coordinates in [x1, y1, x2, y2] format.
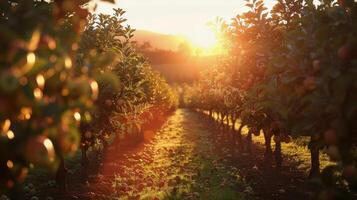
[63, 109, 314, 200]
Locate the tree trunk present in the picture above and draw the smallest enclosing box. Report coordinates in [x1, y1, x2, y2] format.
[309, 137, 320, 177]
[220, 114, 225, 130]
[226, 114, 230, 130]
[229, 118, 237, 145]
[246, 131, 252, 153]
[81, 148, 89, 178]
[274, 140, 282, 169]
[232, 118, 236, 131]
[56, 154, 68, 194]
[231, 118, 237, 143]
[263, 129, 273, 165]
[237, 123, 244, 152]
[221, 113, 227, 131]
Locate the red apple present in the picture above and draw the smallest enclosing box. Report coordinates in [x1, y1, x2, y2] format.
[338, 44, 352, 60]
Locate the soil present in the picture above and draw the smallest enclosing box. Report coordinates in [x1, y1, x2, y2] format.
[23, 109, 318, 200]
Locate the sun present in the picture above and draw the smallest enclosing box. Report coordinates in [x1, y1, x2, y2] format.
[189, 29, 217, 48]
[187, 28, 218, 54]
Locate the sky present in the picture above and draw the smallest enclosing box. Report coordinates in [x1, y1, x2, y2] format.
[92, 0, 276, 48]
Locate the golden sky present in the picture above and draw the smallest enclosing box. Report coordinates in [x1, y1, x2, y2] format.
[92, 0, 275, 49]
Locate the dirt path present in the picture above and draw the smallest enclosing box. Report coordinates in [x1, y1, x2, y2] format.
[67, 109, 316, 200]
[76, 109, 247, 199]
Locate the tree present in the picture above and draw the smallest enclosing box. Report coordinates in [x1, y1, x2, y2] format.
[0, 0, 109, 197]
[185, 0, 357, 197]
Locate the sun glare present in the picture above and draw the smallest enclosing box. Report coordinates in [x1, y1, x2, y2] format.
[189, 28, 217, 49]
[187, 28, 221, 55]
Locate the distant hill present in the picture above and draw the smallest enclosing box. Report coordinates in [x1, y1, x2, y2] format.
[133, 30, 188, 51]
[133, 30, 216, 84]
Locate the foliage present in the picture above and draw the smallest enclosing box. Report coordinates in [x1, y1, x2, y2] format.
[81, 6, 181, 160]
[0, 0, 98, 192]
[0, 0, 178, 197]
[185, 0, 357, 197]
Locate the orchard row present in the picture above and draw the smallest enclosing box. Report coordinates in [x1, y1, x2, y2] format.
[0, 0, 178, 197]
[183, 0, 357, 198]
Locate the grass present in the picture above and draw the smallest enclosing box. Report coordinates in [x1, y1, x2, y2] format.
[21, 150, 83, 199]
[17, 109, 330, 199]
[110, 109, 248, 200]
[209, 112, 334, 171]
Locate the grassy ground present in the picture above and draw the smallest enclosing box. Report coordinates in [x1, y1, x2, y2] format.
[210, 112, 333, 171]
[21, 151, 85, 200]
[18, 109, 324, 199]
[95, 109, 249, 200]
